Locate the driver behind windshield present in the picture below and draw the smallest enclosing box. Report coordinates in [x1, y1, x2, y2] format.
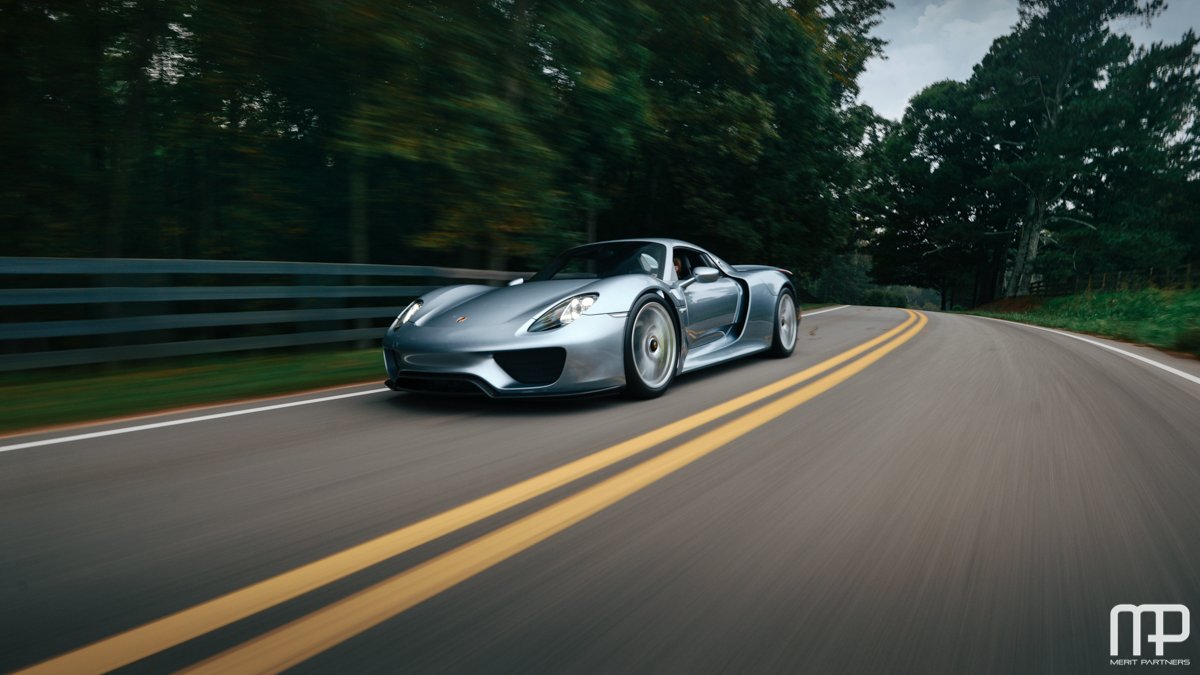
[533, 242, 667, 281]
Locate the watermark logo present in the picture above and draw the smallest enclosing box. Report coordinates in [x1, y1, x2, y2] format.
[1110, 604, 1190, 667]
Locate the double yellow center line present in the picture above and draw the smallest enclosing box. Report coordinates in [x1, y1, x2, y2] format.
[23, 310, 927, 674]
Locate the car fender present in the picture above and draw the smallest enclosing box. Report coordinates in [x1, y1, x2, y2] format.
[581, 276, 687, 369]
[582, 275, 674, 315]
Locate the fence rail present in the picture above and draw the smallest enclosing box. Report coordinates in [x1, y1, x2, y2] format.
[0, 257, 523, 372]
[1029, 262, 1197, 297]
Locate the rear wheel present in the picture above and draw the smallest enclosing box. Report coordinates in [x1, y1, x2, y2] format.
[766, 290, 797, 358]
[623, 295, 678, 399]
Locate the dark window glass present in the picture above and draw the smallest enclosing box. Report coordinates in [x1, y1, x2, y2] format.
[532, 242, 668, 281]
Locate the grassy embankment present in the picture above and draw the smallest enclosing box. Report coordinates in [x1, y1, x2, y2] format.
[968, 288, 1200, 357]
[0, 349, 381, 435]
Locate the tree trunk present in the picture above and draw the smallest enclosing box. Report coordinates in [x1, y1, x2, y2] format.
[348, 153, 369, 264]
[105, 8, 161, 257]
[348, 153, 370, 347]
[1006, 195, 1044, 297]
[85, 4, 107, 254]
[1018, 209, 1042, 295]
[486, 246, 508, 273]
[645, 158, 660, 229]
[489, 0, 529, 274]
[585, 171, 598, 243]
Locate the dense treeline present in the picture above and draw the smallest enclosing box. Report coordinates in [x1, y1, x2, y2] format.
[866, 0, 1200, 307]
[1, 0, 889, 277]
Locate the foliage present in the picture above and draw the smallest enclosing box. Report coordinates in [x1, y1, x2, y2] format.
[810, 253, 873, 303]
[807, 253, 935, 306]
[971, 288, 1200, 356]
[869, 0, 1200, 306]
[859, 287, 908, 308]
[1, 0, 893, 272]
[870, 80, 1013, 307]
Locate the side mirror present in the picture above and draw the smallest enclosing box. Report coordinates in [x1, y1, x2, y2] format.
[508, 277, 525, 286]
[693, 266, 720, 283]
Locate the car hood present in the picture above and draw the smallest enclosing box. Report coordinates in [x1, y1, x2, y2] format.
[420, 279, 599, 327]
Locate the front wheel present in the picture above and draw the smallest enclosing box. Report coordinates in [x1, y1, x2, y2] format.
[766, 290, 798, 358]
[623, 295, 678, 399]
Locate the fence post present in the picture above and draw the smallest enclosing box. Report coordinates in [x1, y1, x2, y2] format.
[1101, 272, 1107, 290]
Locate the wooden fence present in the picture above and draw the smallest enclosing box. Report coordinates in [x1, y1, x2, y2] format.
[1029, 263, 1198, 297]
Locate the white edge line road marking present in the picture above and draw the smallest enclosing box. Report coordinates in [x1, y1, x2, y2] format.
[802, 305, 849, 317]
[973, 315, 1200, 387]
[0, 305, 856, 455]
[0, 389, 389, 455]
[0, 379, 382, 441]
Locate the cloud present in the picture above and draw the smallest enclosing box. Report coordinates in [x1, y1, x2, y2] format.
[858, 0, 1199, 122]
[859, 0, 1018, 120]
[1112, 1, 1200, 48]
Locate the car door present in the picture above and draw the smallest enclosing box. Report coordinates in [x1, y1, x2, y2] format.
[673, 248, 741, 347]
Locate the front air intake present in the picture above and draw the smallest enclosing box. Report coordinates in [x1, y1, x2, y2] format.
[390, 375, 487, 396]
[493, 348, 566, 385]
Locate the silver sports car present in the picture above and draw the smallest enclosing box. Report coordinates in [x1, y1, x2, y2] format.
[382, 238, 798, 399]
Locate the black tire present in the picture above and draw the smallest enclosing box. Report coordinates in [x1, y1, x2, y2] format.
[766, 289, 798, 358]
[623, 294, 678, 399]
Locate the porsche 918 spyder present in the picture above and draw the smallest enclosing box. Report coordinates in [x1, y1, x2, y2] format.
[383, 238, 798, 399]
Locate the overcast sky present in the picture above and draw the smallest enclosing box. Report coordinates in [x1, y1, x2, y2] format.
[858, 0, 1200, 121]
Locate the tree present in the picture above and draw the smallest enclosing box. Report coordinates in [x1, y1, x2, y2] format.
[971, 0, 1170, 295]
[2, 0, 891, 275]
[871, 81, 1011, 308]
[870, 0, 1199, 304]
[543, 1, 654, 246]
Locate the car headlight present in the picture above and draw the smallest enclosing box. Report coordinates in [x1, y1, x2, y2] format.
[390, 300, 422, 330]
[529, 294, 597, 332]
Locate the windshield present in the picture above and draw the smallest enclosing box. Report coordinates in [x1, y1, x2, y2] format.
[531, 242, 668, 281]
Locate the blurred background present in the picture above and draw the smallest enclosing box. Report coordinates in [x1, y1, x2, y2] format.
[0, 0, 889, 276]
[1, 0, 1197, 428]
[4, 0, 1195, 295]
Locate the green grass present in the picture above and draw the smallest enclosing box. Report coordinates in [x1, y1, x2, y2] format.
[967, 288, 1200, 356]
[0, 348, 384, 435]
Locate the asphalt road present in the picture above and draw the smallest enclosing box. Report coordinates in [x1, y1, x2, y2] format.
[2, 306, 1198, 674]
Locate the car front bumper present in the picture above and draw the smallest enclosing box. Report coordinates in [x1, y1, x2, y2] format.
[381, 313, 627, 397]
